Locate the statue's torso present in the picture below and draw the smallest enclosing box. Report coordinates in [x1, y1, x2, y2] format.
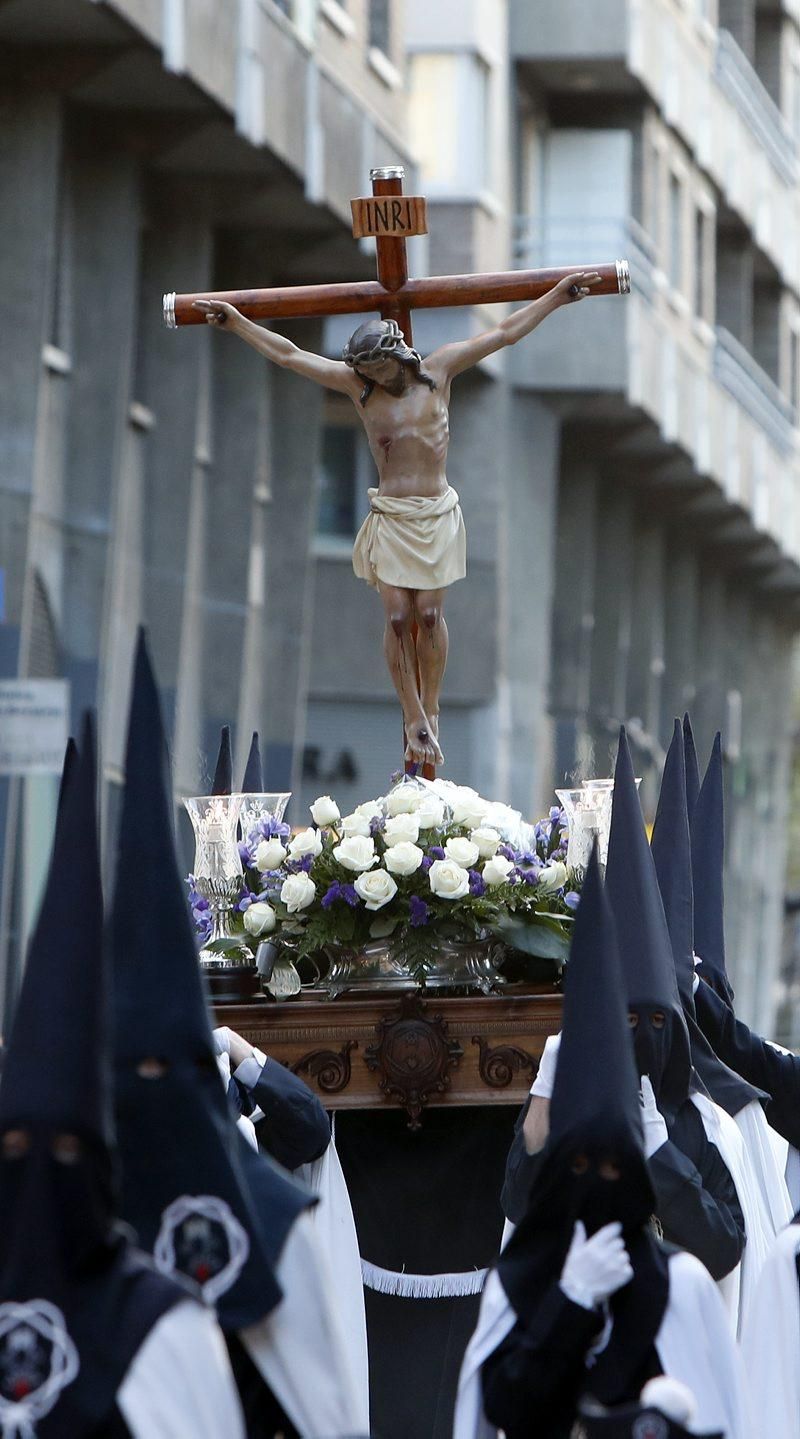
[356, 376, 450, 499]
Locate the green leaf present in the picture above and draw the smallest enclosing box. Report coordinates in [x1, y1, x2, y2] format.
[492, 914, 571, 963]
[203, 936, 251, 957]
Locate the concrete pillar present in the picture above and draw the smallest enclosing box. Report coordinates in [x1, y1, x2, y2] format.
[135, 187, 214, 785]
[548, 456, 599, 784]
[204, 234, 273, 779]
[497, 391, 561, 816]
[61, 116, 141, 720]
[588, 486, 635, 771]
[627, 520, 667, 812]
[262, 319, 324, 793]
[0, 88, 63, 1018]
[661, 538, 699, 734]
[694, 568, 728, 758]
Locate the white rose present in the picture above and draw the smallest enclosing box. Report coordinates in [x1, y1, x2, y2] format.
[470, 827, 501, 859]
[482, 802, 521, 841]
[416, 795, 446, 830]
[538, 861, 568, 895]
[445, 836, 480, 869]
[243, 901, 277, 937]
[384, 841, 424, 877]
[385, 784, 424, 816]
[354, 868, 398, 911]
[333, 835, 377, 873]
[341, 811, 372, 838]
[254, 838, 288, 872]
[482, 855, 514, 887]
[288, 827, 323, 860]
[355, 799, 383, 820]
[384, 813, 420, 846]
[450, 787, 490, 828]
[280, 872, 316, 913]
[310, 794, 340, 827]
[428, 859, 470, 901]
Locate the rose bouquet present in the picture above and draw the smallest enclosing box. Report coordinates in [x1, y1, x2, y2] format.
[187, 777, 580, 983]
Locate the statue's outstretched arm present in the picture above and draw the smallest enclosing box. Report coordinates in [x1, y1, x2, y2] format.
[193, 300, 358, 395]
[426, 270, 601, 382]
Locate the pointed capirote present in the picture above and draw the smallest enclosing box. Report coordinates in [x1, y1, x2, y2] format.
[604, 727, 692, 1114]
[691, 733, 730, 998]
[683, 713, 701, 822]
[0, 712, 108, 1141]
[242, 730, 263, 792]
[211, 724, 233, 795]
[651, 719, 695, 1012]
[110, 632, 307, 1329]
[549, 844, 642, 1152]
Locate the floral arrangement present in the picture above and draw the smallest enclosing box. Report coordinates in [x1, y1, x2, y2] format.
[188, 777, 580, 981]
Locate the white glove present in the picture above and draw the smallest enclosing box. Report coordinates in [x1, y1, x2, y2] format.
[559, 1220, 633, 1310]
[640, 1075, 669, 1158]
[213, 1026, 234, 1056]
[531, 1033, 561, 1099]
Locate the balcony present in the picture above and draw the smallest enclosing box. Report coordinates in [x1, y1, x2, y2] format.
[510, 211, 800, 566]
[510, 0, 628, 64]
[714, 29, 798, 185]
[713, 326, 797, 457]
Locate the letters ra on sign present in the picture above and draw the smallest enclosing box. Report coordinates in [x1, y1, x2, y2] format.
[350, 195, 428, 240]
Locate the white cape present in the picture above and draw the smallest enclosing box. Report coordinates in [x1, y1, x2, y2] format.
[741, 1221, 800, 1439]
[453, 1249, 751, 1439]
[240, 1208, 369, 1437]
[294, 1124, 370, 1425]
[691, 1092, 775, 1335]
[118, 1300, 245, 1437]
[734, 1100, 792, 1232]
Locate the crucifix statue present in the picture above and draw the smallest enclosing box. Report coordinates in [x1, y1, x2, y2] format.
[165, 167, 629, 776]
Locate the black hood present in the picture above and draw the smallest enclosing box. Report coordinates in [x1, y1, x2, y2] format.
[683, 713, 701, 822]
[211, 724, 233, 795]
[499, 848, 669, 1405]
[241, 731, 264, 792]
[0, 716, 182, 1436]
[652, 723, 762, 1117]
[604, 729, 692, 1119]
[691, 733, 735, 1008]
[111, 633, 312, 1331]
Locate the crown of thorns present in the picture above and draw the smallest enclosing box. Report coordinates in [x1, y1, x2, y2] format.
[342, 319, 423, 369]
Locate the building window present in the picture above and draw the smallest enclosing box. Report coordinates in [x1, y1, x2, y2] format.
[369, 0, 391, 55]
[789, 325, 800, 414]
[694, 206, 714, 321]
[408, 51, 491, 194]
[668, 172, 683, 291]
[316, 419, 360, 542]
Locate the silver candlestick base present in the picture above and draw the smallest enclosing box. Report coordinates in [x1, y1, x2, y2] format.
[195, 875, 253, 968]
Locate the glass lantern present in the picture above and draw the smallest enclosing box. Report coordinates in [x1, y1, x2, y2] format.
[237, 792, 292, 847]
[555, 787, 606, 877]
[183, 794, 251, 967]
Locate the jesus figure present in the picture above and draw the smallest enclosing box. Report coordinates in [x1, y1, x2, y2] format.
[194, 269, 600, 768]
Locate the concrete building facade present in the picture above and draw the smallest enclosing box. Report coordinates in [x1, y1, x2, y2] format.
[2, 0, 800, 1033]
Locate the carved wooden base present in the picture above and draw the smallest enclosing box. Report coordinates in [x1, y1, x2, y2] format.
[213, 986, 563, 1127]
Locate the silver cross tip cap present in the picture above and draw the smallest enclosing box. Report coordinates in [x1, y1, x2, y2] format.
[616, 260, 631, 294]
[370, 165, 405, 180]
[163, 292, 177, 328]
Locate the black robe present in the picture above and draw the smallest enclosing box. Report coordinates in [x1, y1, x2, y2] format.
[695, 980, 800, 1148]
[502, 1097, 744, 1281]
[481, 1287, 662, 1439]
[228, 1058, 331, 1170]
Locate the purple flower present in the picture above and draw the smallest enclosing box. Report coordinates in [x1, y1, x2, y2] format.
[564, 891, 580, 911]
[549, 806, 561, 822]
[321, 882, 341, 910]
[420, 856, 433, 873]
[342, 884, 359, 907]
[428, 845, 445, 861]
[369, 814, 385, 837]
[468, 869, 486, 897]
[409, 895, 429, 927]
[521, 867, 541, 886]
[238, 840, 255, 867]
[499, 844, 517, 862]
[237, 890, 259, 912]
[256, 815, 290, 841]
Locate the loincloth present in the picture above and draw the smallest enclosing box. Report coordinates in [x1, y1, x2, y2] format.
[352, 486, 467, 592]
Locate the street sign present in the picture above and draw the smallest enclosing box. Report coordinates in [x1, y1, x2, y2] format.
[0, 679, 70, 776]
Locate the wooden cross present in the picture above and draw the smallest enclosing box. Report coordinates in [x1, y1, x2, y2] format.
[164, 167, 629, 781]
